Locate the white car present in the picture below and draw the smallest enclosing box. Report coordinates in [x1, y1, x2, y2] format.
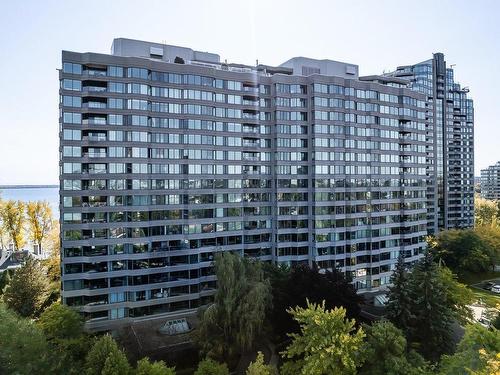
[491, 285, 500, 294]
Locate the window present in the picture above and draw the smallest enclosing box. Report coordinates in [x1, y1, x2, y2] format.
[127, 83, 149, 95]
[63, 129, 81, 140]
[110, 308, 125, 319]
[127, 99, 148, 110]
[63, 112, 81, 124]
[108, 66, 124, 77]
[63, 146, 81, 157]
[62, 63, 82, 75]
[62, 79, 81, 91]
[127, 67, 149, 79]
[227, 81, 242, 91]
[62, 96, 81, 108]
[131, 115, 147, 126]
[108, 98, 123, 109]
[108, 114, 123, 125]
[109, 82, 125, 93]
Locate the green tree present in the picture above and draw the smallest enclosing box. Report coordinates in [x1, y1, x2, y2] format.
[85, 335, 131, 375]
[194, 358, 229, 375]
[386, 255, 414, 335]
[409, 252, 455, 359]
[386, 252, 474, 361]
[3, 256, 50, 317]
[101, 349, 132, 375]
[280, 300, 365, 375]
[0, 269, 12, 294]
[135, 357, 176, 375]
[0, 303, 52, 374]
[475, 196, 499, 227]
[468, 350, 500, 375]
[359, 321, 428, 375]
[437, 266, 474, 324]
[38, 302, 91, 375]
[197, 252, 271, 360]
[26, 200, 53, 253]
[430, 227, 500, 274]
[409, 253, 471, 360]
[246, 352, 275, 375]
[0, 199, 26, 250]
[439, 324, 500, 375]
[473, 225, 500, 271]
[264, 263, 362, 342]
[38, 302, 83, 339]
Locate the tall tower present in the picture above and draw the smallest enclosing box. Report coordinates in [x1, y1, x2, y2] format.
[386, 53, 474, 233]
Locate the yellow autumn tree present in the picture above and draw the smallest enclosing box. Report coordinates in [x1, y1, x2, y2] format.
[0, 200, 26, 250]
[26, 201, 53, 253]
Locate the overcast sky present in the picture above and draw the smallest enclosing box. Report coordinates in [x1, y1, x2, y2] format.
[0, 0, 498, 184]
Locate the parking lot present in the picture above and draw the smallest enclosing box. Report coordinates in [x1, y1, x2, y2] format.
[472, 279, 500, 293]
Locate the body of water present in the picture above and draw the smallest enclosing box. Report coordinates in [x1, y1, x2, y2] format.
[0, 186, 59, 217]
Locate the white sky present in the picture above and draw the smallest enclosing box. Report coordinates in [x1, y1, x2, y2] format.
[0, 0, 498, 184]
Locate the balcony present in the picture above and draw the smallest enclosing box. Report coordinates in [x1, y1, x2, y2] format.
[242, 155, 260, 162]
[83, 102, 107, 109]
[243, 86, 259, 93]
[242, 99, 259, 106]
[85, 69, 107, 77]
[242, 125, 259, 134]
[82, 118, 107, 125]
[83, 135, 107, 142]
[82, 168, 107, 175]
[83, 152, 107, 158]
[242, 113, 259, 120]
[242, 140, 260, 148]
[83, 86, 107, 93]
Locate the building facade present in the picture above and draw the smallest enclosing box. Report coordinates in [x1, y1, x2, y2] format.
[480, 163, 500, 200]
[386, 53, 475, 233]
[60, 38, 428, 329]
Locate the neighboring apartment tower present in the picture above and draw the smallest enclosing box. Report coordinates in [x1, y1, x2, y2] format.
[60, 38, 428, 329]
[386, 53, 475, 233]
[480, 162, 500, 200]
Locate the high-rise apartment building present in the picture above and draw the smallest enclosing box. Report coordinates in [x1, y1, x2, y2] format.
[480, 162, 500, 200]
[60, 38, 428, 330]
[386, 53, 474, 233]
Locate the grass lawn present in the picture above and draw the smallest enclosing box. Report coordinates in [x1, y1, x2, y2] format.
[469, 287, 500, 308]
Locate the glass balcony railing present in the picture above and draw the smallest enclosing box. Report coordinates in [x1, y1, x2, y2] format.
[83, 135, 107, 142]
[82, 118, 107, 125]
[86, 70, 107, 77]
[242, 126, 259, 134]
[243, 86, 259, 93]
[242, 113, 259, 120]
[83, 86, 107, 93]
[242, 100, 259, 106]
[242, 140, 259, 147]
[84, 152, 107, 158]
[86, 102, 107, 109]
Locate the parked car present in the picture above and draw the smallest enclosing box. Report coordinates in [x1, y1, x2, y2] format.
[478, 317, 492, 328]
[491, 284, 500, 294]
